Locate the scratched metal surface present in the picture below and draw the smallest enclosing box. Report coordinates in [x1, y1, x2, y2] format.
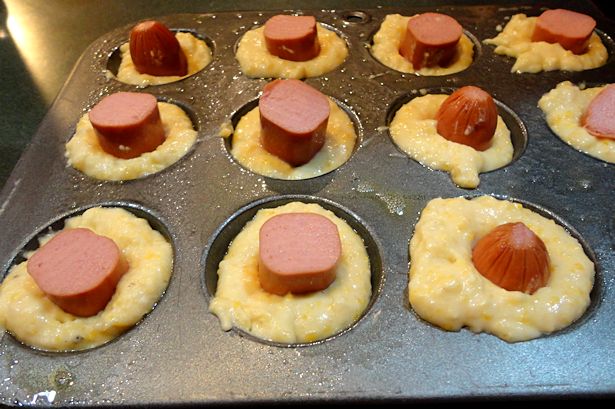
[0, 2, 614, 406]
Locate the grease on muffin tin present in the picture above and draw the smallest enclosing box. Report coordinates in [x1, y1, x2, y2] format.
[353, 179, 406, 216]
[50, 367, 75, 391]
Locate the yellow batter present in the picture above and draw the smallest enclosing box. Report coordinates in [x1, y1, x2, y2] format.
[409, 196, 594, 343]
[116, 32, 212, 86]
[229, 99, 356, 180]
[65, 102, 197, 181]
[538, 81, 615, 164]
[235, 23, 348, 78]
[0, 207, 173, 352]
[370, 14, 474, 76]
[389, 93, 513, 188]
[483, 13, 607, 73]
[209, 201, 371, 344]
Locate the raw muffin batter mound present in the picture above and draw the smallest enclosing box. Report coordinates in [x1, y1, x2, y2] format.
[0, 207, 173, 351]
[236, 23, 348, 78]
[229, 99, 356, 180]
[66, 102, 197, 181]
[389, 93, 513, 188]
[371, 14, 474, 76]
[538, 81, 615, 163]
[483, 14, 607, 73]
[408, 196, 595, 342]
[209, 201, 371, 344]
[116, 32, 212, 86]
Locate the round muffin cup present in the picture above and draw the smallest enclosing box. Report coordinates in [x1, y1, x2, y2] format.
[409, 193, 601, 338]
[106, 29, 215, 85]
[65, 96, 200, 182]
[225, 93, 363, 181]
[1, 201, 175, 352]
[368, 18, 482, 76]
[202, 194, 384, 347]
[386, 86, 528, 180]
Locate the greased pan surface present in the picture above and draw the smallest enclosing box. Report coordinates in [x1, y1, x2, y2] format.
[1, 2, 614, 405]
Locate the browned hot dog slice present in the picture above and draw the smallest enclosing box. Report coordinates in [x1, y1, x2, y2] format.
[27, 228, 129, 317]
[531, 9, 596, 55]
[472, 222, 550, 294]
[259, 79, 330, 166]
[89, 92, 166, 159]
[258, 213, 341, 295]
[581, 84, 615, 140]
[436, 86, 498, 151]
[129, 20, 188, 76]
[399, 13, 463, 70]
[264, 15, 321, 61]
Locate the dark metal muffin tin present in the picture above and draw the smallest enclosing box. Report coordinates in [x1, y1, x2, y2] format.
[1, 2, 614, 405]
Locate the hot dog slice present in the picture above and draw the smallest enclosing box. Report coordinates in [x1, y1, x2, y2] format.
[27, 228, 129, 317]
[472, 222, 550, 294]
[264, 15, 320, 62]
[89, 92, 166, 159]
[129, 20, 188, 76]
[259, 79, 330, 166]
[436, 86, 498, 151]
[399, 13, 463, 70]
[531, 9, 596, 55]
[258, 213, 341, 295]
[581, 84, 615, 140]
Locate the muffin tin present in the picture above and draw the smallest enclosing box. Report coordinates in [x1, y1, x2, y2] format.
[1, 2, 614, 405]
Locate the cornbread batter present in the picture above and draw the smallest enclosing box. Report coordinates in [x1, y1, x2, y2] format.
[370, 14, 474, 76]
[116, 32, 212, 86]
[209, 201, 371, 344]
[0, 207, 173, 351]
[66, 102, 197, 181]
[389, 93, 513, 188]
[409, 196, 595, 342]
[229, 99, 356, 180]
[483, 14, 607, 73]
[538, 81, 615, 163]
[236, 23, 348, 78]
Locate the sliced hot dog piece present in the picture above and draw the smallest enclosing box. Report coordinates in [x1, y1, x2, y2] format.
[89, 92, 166, 159]
[472, 222, 550, 294]
[399, 13, 463, 70]
[436, 86, 498, 151]
[531, 9, 596, 55]
[129, 20, 188, 76]
[581, 84, 615, 140]
[258, 213, 341, 295]
[264, 15, 321, 62]
[259, 79, 330, 166]
[27, 228, 129, 317]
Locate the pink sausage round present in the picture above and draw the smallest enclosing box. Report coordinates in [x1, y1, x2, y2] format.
[264, 15, 320, 62]
[88, 92, 166, 159]
[259, 79, 330, 167]
[531, 9, 596, 55]
[582, 84, 615, 140]
[27, 228, 129, 317]
[399, 13, 463, 70]
[258, 212, 341, 295]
